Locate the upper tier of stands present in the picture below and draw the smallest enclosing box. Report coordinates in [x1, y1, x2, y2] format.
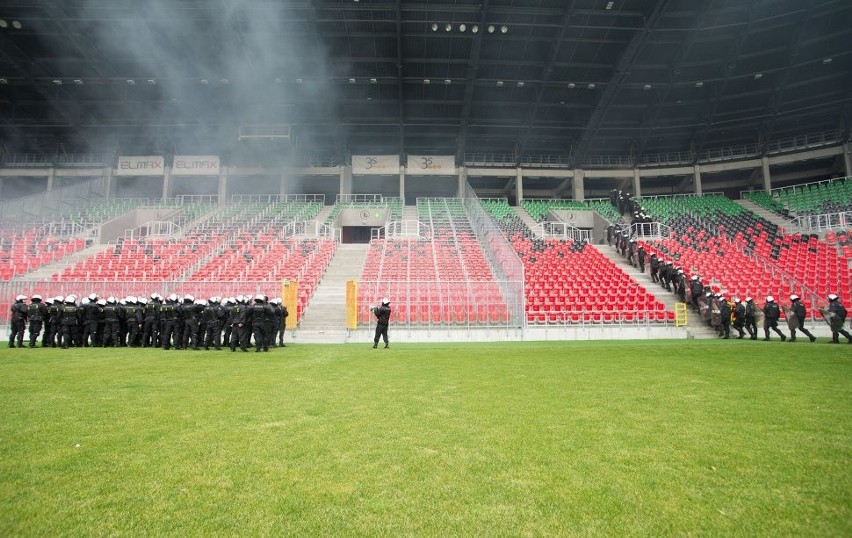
[482, 199, 672, 323]
[744, 177, 852, 216]
[359, 198, 509, 325]
[522, 199, 621, 222]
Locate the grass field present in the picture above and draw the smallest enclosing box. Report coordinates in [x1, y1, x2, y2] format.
[1, 340, 850, 536]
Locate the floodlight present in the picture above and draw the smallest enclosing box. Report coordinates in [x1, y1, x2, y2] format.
[0, 20, 7, 28]
[73, 79, 83, 85]
[500, 25, 508, 34]
[488, 25, 495, 33]
[431, 23, 438, 32]
[587, 83, 595, 89]
[11, 21, 21, 29]
[471, 25, 479, 33]
[459, 24, 466, 32]
[445, 23, 452, 32]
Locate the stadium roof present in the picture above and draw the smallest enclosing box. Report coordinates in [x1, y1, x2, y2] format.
[0, 0, 850, 166]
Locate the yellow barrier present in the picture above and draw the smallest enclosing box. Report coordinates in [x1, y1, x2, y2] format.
[675, 302, 688, 327]
[281, 279, 299, 323]
[346, 280, 358, 330]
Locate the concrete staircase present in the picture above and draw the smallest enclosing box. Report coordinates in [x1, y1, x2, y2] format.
[734, 199, 795, 232]
[593, 244, 720, 339]
[402, 206, 418, 220]
[14, 243, 106, 281]
[514, 205, 542, 236]
[294, 243, 369, 342]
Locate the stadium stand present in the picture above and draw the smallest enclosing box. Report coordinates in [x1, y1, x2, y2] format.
[482, 199, 672, 324]
[359, 198, 508, 325]
[744, 177, 852, 216]
[637, 194, 850, 305]
[522, 199, 621, 222]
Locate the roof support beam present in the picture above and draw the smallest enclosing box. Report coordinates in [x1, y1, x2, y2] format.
[633, 0, 718, 163]
[513, 0, 578, 165]
[572, 0, 672, 166]
[396, 0, 405, 156]
[455, 0, 491, 162]
[757, 0, 816, 153]
[689, 0, 759, 159]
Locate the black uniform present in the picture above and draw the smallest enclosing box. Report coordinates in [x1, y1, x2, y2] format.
[744, 300, 758, 339]
[689, 279, 703, 312]
[203, 302, 224, 350]
[249, 299, 273, 352]
[229, 302, 250, 352]
[9, 299, 28, 348]
[26, 299, 48, 347]
[179, 300, 202, 350]
[372, 303, 392, 348]
[649, 255, 660, 283]
[762, 300, 786, 341]
[788, 299, 815, 342]
[222, 302, 235, 348]
[101, 302, 122, 347]
[59, 301, 79, 349]
[637, 246, 646, 273]
[142, 300, 160, 347]
[125, 302, 143, 347]
[159, 301, 180, 350]
[43, 300, 61, 347]
[82, 300, 102, 347]
[827, 298, 852, 343]
[732, 301, 747, 339]
[718, 299, 731, 339]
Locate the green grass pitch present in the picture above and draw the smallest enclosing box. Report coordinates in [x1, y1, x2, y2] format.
[1, 340, 850, 536]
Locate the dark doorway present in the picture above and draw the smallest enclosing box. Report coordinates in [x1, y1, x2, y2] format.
[342, 226, 373, 244]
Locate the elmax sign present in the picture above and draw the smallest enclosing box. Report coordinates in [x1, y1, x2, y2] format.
[116, 156, 165, 176]
[172, 155, 220, 176]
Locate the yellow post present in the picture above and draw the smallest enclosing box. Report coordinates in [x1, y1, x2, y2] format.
[282, 279, 299, 323]
[675, 302, 688, 327]
[346, 280, 358, 329]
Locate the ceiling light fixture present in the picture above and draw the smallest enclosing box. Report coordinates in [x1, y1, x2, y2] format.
[295, 78, 303, 84]
[587, 83, 596, 89]
[568, 82, 575, 89]
[220, 78, 229, 84]
[444, 79, 451, 85]
[500, 25, 508, 34]
[0, 78, 7, 84]
[127, 79, 136, 85]
[459, 24, 466, 32]
[753, 73, 763, 80]
[471, 25, 479, 33]
[605, 1, 615, 9]
[73, 79, 83, 85]
[488, 25, 495, 33]
[517, 81, 524, 87]
[0, 20, 7, 28]
[147, 79, 157, 85]
[52, 79, 62, 85]
[11, 21, 22, 29]
[370, 78, 377, 84]
[822, 58, 832, 64]
[496, 80, 504, 86]
[643, 84, 651, 90]
[423, 79, 431, 84]
[349, 78, 356, 84]
[695, 81, 703, 87]
[445, 23, 452, 32]
[431, 23, 438, 32]
[200, 79, 208, 85]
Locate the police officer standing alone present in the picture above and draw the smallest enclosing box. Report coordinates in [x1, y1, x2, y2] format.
[372, 298, 392, 349]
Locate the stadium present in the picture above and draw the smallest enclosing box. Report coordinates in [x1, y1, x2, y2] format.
[1, 0, 851, 535]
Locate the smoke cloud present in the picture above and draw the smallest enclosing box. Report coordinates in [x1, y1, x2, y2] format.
[73, 0, 337, 165]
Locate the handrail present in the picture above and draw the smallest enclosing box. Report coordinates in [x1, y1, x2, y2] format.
[792, 211, 852, 233]
[725, 236, 823, 320]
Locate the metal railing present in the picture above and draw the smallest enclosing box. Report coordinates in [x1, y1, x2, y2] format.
[765, 130, 841, 155]
[725, 237, 823, 320]
[123, 221, 181, 240]
[540, 222, 592, 242]
[792, 211, 852, 233]
[630, 221, 670, 240]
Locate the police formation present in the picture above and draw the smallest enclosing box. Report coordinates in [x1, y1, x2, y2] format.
[603, 195, 852, 344]
[8, 293, 289, 352]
